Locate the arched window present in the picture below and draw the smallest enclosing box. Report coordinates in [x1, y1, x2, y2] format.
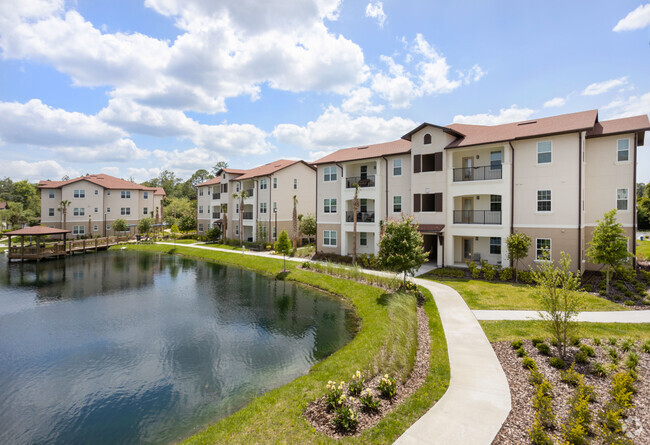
[424, 133, 432, 144]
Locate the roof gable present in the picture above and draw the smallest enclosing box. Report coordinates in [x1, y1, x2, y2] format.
[312, 140, 411, 165]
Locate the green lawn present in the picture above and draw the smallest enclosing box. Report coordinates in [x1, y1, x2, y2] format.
[638, 238, 650, 261]
[421, 276, 627, 311]
[119, 244, 450, 444]
[170, 239, 200, 244]
[480, 320, 650, 342]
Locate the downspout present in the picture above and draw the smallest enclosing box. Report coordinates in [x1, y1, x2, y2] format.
[381, 156, 389, 218]
[255, 179, 259, 243]
[315, 167, 318, 249]
[578, 132, 582, 272]
[268, 175, 272, 243]
[509, 141, 515, 235]
[633, 132, 638, 270]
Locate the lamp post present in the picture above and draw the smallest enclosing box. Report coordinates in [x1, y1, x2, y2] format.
[273, 206, 278, 241]
[104, 213, 107, 237]
[88, 215, 92, 239]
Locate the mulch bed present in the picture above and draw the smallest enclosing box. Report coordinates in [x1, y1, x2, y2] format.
[304, 295, 431, 437]
[492, 339, 650, 444]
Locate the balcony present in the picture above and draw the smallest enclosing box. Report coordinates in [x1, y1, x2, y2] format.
[453, 165, 502, 182]
[245, 189, 254, 197]
[346, 211, 375, 223]
[346, 175, 375, 188]
[212, 212, 221, 219]
[212, 193, 221, 200]
[453, 210, 502, 224]
[242, 212, 253, 220]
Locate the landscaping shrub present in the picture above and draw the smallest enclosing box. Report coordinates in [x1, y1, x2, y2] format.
[582, 283, 593, 292]
[621, 338, 634, 352]
[332, 404, 358, 432]
[579, 344, 596, 357]
[518, 270, 534, 284]
[532, 379, 555, 428]
[574, 351, 589, 365]
[522, 357, 537, 371]
[499, 267, 513, 281]
[536, 342, 551, 356]
[549, 357, 566, 369]
[623, 299, 635, 306]
[466, 261, 480, 279]
[560, 364, 582, 386]
[325, 381, 345, 410]
[377, 374, 397, 399]
[625, 353, 639, 371]
[531, 337, 545, 346]
[642, 340, 650, 353]
[428, 267, 464, 278]
[516, 347, 527, 358]
[359, 389, 380, 412]
[593, 338, 602, 346]
[528, 416, 554, 445]
[562, 381, 594, 445]
[608, 348, 619, 364]
[570, 336, 581, 346]
[510, 340, 523, 349]
[528, 369, 544, 386]
[610, 372, 635, 411]
[608, 337, 617, 346]
[347, 370, 364, 396]
[592, 362, 609, 377]
[480, 260, 496, 280]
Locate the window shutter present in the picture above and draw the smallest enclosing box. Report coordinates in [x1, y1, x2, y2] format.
[414, 155, 421, 173]
[434, 152, 443, 171]
[414, 194, 421, 212]
[434, 193, 443, 212]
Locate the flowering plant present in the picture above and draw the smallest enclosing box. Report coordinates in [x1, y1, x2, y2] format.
[348, 370, 365, 396]
[359, 388, 380, 412]
[325, 380, 346, 410]
[377, 374, 397, 399]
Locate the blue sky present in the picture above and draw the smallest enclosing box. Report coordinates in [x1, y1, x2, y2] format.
[0, 0, 649, 183]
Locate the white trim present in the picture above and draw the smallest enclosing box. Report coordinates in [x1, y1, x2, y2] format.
[323, 230, 337, 247]
[536, 188, 552, 212]
[616, 187, 630, 212]
[393, 158, 403, 177]
[616, 138, 630, 163]
[536, 140, 553, 165]
[582, 223, 634, 228]
[514, 224, 579, 229]
[323, 198, 338, 214]
[535, 237, 551, 261]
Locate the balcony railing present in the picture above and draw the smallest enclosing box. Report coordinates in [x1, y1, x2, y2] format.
[212, 193, 221, 200]
[346, 175, 375, 188]
[453, 165, 502, 182]
[212, 212, 221, 219]
[346, 211, 375, 223]
[453, 210, 502, 224]
[242, 212, 253, 220]
[245, 189, 254, 197]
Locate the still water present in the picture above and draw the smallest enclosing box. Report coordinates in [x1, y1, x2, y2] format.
[0, 251, 356, 444]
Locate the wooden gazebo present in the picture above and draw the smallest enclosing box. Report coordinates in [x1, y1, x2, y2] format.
[5, 226, 71, 262]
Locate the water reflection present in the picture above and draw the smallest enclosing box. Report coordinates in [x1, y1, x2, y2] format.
[0, 251, 356, 444]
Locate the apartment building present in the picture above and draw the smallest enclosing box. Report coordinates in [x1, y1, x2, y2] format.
[197, 160, 316, 243]
[314, 110, 649, 273]
[39, 174, 165, 237]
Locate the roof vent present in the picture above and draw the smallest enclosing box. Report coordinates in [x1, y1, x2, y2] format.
[517, 120, 537, 126]
[357, 146, 369, 150]
[274, 164, 281, 167]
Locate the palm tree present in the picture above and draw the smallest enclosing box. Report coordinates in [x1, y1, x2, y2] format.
[58, 200, 71, 229]
[352, 183, 360, 264]
[220, 203, 228, 241]
[292, 195, 298, 250]
[232, 189, 249, 246]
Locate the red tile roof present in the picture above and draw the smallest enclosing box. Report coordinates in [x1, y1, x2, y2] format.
[417, 224, 445, 233]
[445, 110, 599, 148]
[197, 176, 222, 187]
[38, 174, 166, 195]
[6, 226, 71, 236]
[586, 115, 650, 139]
[235, 159, 310, 180]
[312, 140, 411, 165]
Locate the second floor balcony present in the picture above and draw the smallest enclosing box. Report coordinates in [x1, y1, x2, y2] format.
[212, 193, 221, 200]
[346, 211, 375, 223]
[244, 188, 254, 197]
[242, 212, 253, 220]
[453, 210, 502, 225]
[453, 164, 502, 182]
[346, 175, 375, 188]
[212, 212, 221, 219]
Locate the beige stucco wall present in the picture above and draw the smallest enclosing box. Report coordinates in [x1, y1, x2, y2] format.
[317, 223, 341, 254]
[513, 227, 580, 272]
[582, 226, 634, 271]
[385, 154, 412, 221]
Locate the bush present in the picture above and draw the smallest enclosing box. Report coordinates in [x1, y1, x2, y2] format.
[608, 337, 617, 346]
[621, 338, 634, 352]
[574, 351, 589, 365]
[608, 348, 619, 364]
[536, 342, 551, 356]
[625, 353, 639, 371]
[466, 261, 480, 279]
[531, 337, 545, 346]
[610, 372, 635, 411]
[642, 340, 650, 353]
[579, 344, 596, 357]
[528, 369, 544, 386]
[428, 267, 464, 278]
[511, 340, 523, 349]
[592, 362, 609, 377]
[532, 380, 555, 428]
[593, 338, 602, 346]
[332, 404, 358, 432]
[522, 357, 537, 371]
[560, 364, 583, 386]
[562, 381, 594, 444]
[480, 260, 496, 280]
[518, 270, 534, 284]
[624, 299, 635, 306]
[570, 337, 581, 346]
[528, 416, 554, 445]
[499, 267, 513, 281]
[582, 283, 593, 292]
[377, 374, 397, 399]
[359, 389, 380, 412]
[347, 370, 364, 396]
[549, 357, 566, 369]
[325, 380, 345, 410]
[516, 347, 527, 358]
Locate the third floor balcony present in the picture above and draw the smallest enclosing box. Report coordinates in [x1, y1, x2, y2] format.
[453, 164, 502, 182]
[345, 211, 375, 223]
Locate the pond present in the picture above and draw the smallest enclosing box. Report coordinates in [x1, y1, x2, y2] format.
[0, 251, 356, 444]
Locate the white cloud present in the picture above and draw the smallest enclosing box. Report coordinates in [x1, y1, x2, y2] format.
[273, 105, 416, 151]
[0, 159, 74, 182]
[50, 139, 149, 163]
[101, 166, 122, 176]
[601, 92, 650, 119]
[613, 4, 650, 32]
[365, 2, 387, 28]
[126, 167, 162, 183]
[458, 65, 485, 85]
[341, 88, 384, 114]
[582, 77, 628, 96]
[543, 97, 566, 108]
[453, 105, 535, 125]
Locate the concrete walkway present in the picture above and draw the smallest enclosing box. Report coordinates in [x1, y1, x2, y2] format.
[154, 242, 512, 444]
[395, 279, 511, 445]
[474, 309, 650, 323]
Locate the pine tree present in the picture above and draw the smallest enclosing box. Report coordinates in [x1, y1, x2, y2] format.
[274, 230, 292, 272]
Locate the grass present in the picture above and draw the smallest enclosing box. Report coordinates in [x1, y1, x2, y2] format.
[638, 238, 650, 261]
[480, 320, 650, 342]
[421, 276, 627, 311]
[119, 244, 450, 443]
[170, 239, 200, 245]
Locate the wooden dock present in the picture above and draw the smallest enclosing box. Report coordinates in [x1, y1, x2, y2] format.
[7, 236, 131, 262]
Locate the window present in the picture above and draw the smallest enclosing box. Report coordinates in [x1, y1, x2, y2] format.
[94, 207, 98, 213]
[490, 195, 501, 212]
[106, 224, 111, 231]
[260, 178, 267, 190]
[617, 139, 629, 162]
[360, 199, 367, 213]
[107, 190, 111, 196]
[198, 205, 203, 214]
[323, 230, 337, 246]
[199, 189, 204, 196]
[360, 232, 367, 246]
[259, 226, 267, 240]
[207, 189, 210, 195]
[143, 207, 148, 215]
[537, 190, 551, 212]
[94, 189, 98, 195]
[324, 166, 337, 182]
[235, 224, 239, 235]
[72, 225, 85, 235]
[617, 188, 629, 211]
[393, 158, 402, 176]
[537, 141, 552, 164]
[121, 190, 131, 199]
[49, 190, 55, 198]
[48, 208, 54, 217]
[144, 191, 149, 199]
[236, 183, 240, 192]
[273, 178, 277, 189]
[73, 189, 85, 198]
[418, 152, 442, 172]
[536, 238, 551, 261]
[273, 202, 277, 212]
[93, 225, 98, 232]
[324, 198, 337, 213]
[260, 202, 267, 214]
[293, 179, 297, 189]
[236, 203, 239, 214]
[121, 207, 131, 216]
[199, 223, 204, 232]
[490, 237, 501, 255]
[73, 207, 85, 216]
[393, 196, 402, 212]
[106, 207, 110, 213]
[423, 133, 431, 144]
[490, 151, 502, 169]
[418, 193, 443, 212]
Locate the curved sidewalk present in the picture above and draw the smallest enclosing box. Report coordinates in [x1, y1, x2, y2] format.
[395, 279, 511, 445]
[474, 309, 650, 323]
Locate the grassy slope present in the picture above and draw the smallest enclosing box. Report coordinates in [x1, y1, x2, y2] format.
[120, 244, 449, 444]
[480, 320, 650, 342]
[421, 277, 626, 311]
[638, 239, 650, 261]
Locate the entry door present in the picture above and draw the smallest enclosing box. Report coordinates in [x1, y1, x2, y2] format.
[462, 197, 473, 223]
[462, 157, 473, 180]
[463, 238, 473, 261]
